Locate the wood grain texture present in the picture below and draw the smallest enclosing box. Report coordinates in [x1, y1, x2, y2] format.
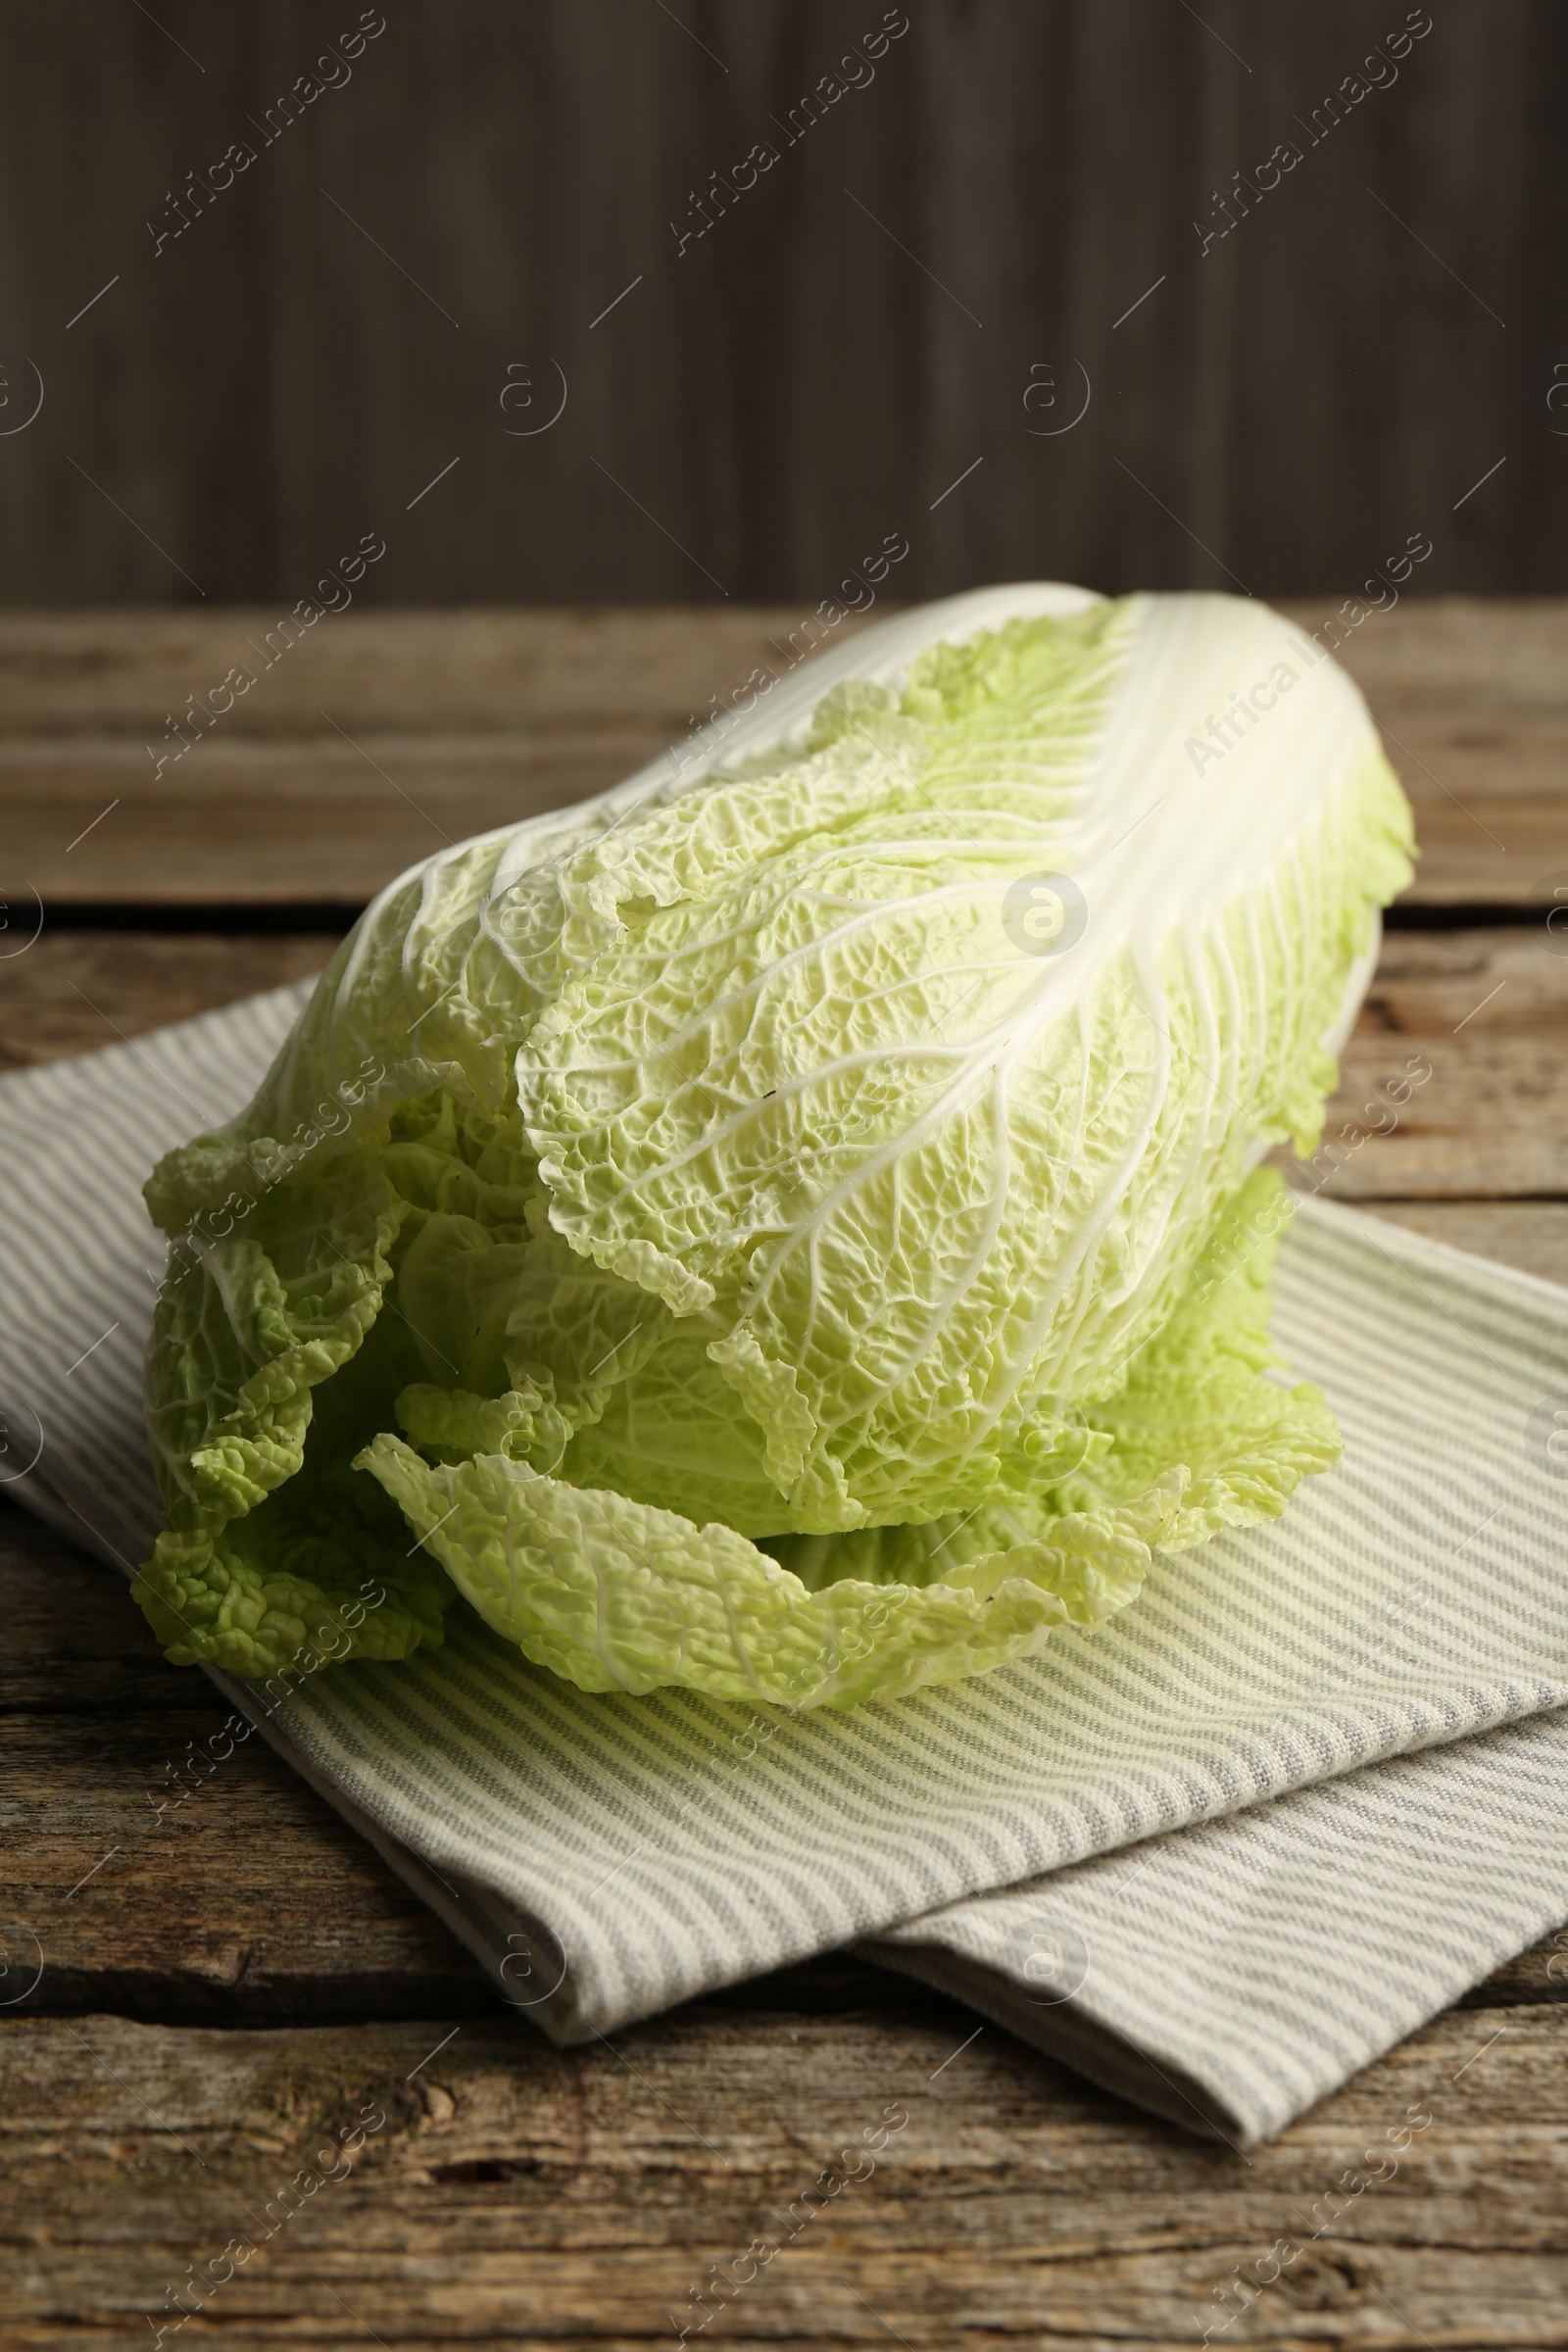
[0, 933, 333, 1073]
[0, 2001, 1562, 2349]
[0, 608, 879, 905]
[3, 601, 1568, 906]
[1, 5, 1564, 611]
[0, 1512, 497, 2027]
[1297, 926, 1568, 1200]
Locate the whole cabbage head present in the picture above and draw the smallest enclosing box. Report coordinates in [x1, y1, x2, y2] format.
[134, 585, 1413, 1707]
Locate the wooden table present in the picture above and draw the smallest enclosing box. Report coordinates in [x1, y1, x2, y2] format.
[4, 602, 1567, 2350]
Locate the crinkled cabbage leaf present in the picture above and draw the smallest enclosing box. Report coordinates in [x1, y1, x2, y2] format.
[135, 590, 1412, 1705]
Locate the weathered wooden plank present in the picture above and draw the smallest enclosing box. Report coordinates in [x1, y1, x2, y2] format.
[1280, 596, 1568, 720]
[0, 737, 630, 905]
[1, 604, 1566, 905]
[0, 609, 875, 733]
[0, 932, 333, 1074]
[1, 600, 1559, 745]
[0, 1515, 491, 2024]
[12, 599, 1561, 737]
[0, 2002, 1562, 2347]
[2, 765, 1531, 907]
[1280, 596, 1568, 907]
[0, 1714, 493, 2029]
[1297, 926, 1568, 1200]
[0, 608, 878, 906]
[0, 1510, 201, 1718]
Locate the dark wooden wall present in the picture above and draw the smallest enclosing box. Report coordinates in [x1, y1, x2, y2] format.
[0, 0, 1562, 608]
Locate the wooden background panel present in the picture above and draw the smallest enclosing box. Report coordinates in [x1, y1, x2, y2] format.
[0, 4, 1562, 609]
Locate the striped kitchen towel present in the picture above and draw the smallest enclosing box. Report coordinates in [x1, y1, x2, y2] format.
[2, 983, 1567, 2148]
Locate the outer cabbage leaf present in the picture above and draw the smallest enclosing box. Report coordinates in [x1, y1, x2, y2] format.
[351, 1167, 1338, 1708]
[1071, 1168, 1342, 1546]
[134, 1146, 454, 1673]
[134, 589, 1409, 1705]
[355, 1432, 1181, 1709]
